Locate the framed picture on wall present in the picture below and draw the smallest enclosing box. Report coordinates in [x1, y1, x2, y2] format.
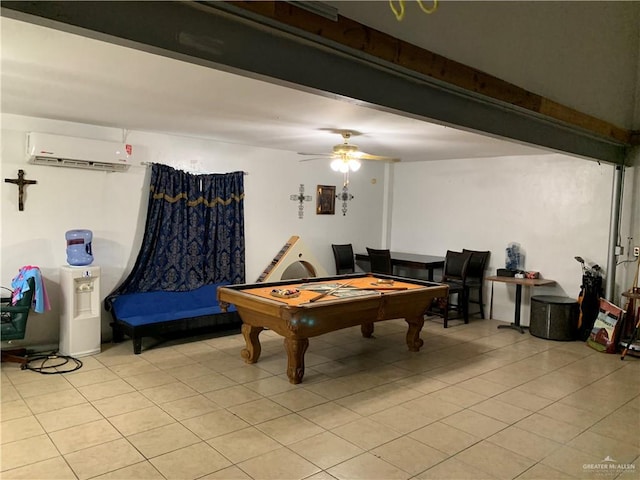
[316, 185, 336, 215]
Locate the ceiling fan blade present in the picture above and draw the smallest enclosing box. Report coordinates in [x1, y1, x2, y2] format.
[299, 157, 332, 162]
[297, 152, 329, 156]
[357, 152, 401, 162]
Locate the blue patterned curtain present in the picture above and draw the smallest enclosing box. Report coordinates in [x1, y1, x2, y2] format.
[112, 164, 245, 294]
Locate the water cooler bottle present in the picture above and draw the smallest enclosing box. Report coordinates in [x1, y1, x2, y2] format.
[59, 266, 101, 357]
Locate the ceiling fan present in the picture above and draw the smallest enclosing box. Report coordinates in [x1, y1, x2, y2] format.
[299, 131, 400, 173]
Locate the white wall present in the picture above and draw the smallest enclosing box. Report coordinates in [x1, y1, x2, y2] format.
[1, 114, 386, 348]
[390, 154, 638, 325]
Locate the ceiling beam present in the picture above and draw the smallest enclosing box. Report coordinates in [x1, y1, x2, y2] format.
[227, 0, 634, 147]
[0, 0, 631, 164]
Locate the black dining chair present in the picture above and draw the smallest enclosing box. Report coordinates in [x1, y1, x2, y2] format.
[427, 250, 472, 328]
[366, 247, 393, 275]
[332, 244, 355, 274]
[462, 249, 491, 319]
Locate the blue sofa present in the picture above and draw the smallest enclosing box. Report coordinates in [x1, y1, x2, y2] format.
[107, 284, 240, 354]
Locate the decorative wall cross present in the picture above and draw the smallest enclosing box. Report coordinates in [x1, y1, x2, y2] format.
[337, 184, 354, 216]
[4, 169, 37, 211]
[290, 184, 312, 219]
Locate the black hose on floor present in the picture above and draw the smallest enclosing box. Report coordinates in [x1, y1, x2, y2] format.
[23, 352, 83, 374]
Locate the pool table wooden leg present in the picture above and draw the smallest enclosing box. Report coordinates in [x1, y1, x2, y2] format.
[241, 324, 264, 364]
[405, 316, 425, 351]
[284, 337, 309, 384]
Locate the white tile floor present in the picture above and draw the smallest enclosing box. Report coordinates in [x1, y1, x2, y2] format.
[1, 317, 639, 480]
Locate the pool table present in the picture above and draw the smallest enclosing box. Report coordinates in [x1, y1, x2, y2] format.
[217, 273, 448, 384]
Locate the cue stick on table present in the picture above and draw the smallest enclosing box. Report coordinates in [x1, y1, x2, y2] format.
[308, 280, 357, 303]
[308, 284, 408, 302]
[358, 287, 408, 291]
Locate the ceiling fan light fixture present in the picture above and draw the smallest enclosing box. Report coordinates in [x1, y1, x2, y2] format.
[302, 130, 399, 173]
[330, 159, 343, 171]
[331, 157, 360, 173]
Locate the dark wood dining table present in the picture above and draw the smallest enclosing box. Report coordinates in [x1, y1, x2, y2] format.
[355, 251, 445, 281]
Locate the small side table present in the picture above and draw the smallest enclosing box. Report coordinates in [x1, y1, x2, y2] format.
[487, 276, 556, 334]
[620, 290, 640, 358]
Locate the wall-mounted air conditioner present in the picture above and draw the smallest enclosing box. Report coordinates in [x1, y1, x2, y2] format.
[27, 132, 134, 172]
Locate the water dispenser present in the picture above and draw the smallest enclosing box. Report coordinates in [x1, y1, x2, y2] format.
[59, 266, 101, 357]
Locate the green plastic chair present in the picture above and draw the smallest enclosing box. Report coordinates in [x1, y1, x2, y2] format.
[1, 277, 35, 367]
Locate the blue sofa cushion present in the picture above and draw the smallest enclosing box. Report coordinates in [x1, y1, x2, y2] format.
[111, 284, 236, 327]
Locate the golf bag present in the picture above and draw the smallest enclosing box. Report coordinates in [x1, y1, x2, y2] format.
[577, 271, 604, 341]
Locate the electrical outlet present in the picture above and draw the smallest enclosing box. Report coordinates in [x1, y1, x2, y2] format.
[634, 246, 640, 257]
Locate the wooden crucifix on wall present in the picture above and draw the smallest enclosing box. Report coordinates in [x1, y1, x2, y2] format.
[4, 169, 37, 211]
